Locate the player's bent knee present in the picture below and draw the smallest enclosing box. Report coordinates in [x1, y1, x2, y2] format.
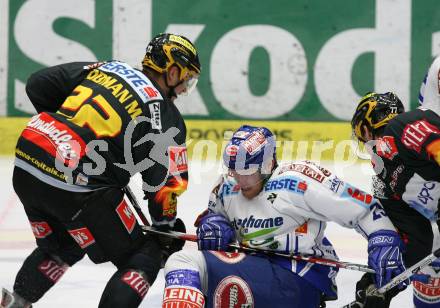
[164, 249, 206, 274]
[54, 246, 85, 266]
[162, 250, 207, 308]
[13, 247, 69, 303]
[121, 250, 162, 285]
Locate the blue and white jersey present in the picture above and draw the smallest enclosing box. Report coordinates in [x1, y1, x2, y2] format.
[208, 160, 397, 297]
[418, 56, 440, 116]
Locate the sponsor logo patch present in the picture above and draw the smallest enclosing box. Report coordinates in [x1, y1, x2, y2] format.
[121, 270, 150, 299]
[264, 177, 306, 194]
[148, 102, 162, 130]
[297, 181, 308, 192]
[267, 192, 277, 204]
[144, 86, 158, 98]
[369, 235, 394, 246]
[417, 182, 436, 205]
[329, 176, 344, 193]
[305, 160, 332, 176]
[232, 215, 283, 230]
[225, 145, 239, 156]
[99, 61, 163, 103]
[342, 184, 373, 208]
[163, 286, 204, 308]
[38, 260, 68, 283]
[209, 251, 246, 264]
[279, 163, 325, 182]
[214, 275, 254, 308]
[401, 120, 440, 153]
[376, 136, 399, 160]
[169, 146, 188, 174]
[83, 61, 107, 70]
[30, 221, 53, 239]
[295, 222, 308, 234]
[68, 227, 95, 249]
[414, 278, 440, 304]
[22, 113, 86, 162]
[116, 199, 136, 233]
[165, 269, 202, 289]
[242, 130, 267, 155]
[169, 35, 197, 55]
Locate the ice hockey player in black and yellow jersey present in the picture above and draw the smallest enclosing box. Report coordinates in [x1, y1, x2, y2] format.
[349, 91, 440, 308]
[1, 33, 201, 308]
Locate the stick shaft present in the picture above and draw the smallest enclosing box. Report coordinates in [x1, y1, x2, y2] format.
[342, 247, 440, 307]
[141, 225, 374, 273]
[124, 186, 150, 226]
[124, 186, 374, 275]
[377, 246, 440, 293]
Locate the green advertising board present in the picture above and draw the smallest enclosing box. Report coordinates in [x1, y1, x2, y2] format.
[1, 0, 439, 120]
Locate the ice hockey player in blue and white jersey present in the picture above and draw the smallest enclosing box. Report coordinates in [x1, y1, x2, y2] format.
[419, 55, 440, 115]
[161, 125, 407, 308]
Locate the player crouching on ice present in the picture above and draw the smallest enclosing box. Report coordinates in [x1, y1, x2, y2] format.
[161, 125, 408, 308]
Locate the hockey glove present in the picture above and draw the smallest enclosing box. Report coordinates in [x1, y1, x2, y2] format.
[155, 218, 186, 266]
[348, 273, 400, 308]
[367, 230, 407, 289]
[197, 213, 235, 251]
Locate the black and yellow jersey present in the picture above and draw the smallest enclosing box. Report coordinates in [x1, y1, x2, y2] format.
[371, 108, 440, 220]
[15, 61, 188, 226]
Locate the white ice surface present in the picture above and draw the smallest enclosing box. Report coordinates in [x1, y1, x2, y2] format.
[0, 158, 414, 307]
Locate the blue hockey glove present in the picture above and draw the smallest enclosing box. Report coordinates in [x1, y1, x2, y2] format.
[196, 213, 235, 251]
[368, 230, 407, 289]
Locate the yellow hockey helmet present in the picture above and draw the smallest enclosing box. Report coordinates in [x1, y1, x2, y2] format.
[142, 33, 201, 84]
[351, 92, 404, 142]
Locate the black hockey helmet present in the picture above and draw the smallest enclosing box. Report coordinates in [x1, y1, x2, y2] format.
[351, 92, 404, 142]
[142, 33, 201, 94]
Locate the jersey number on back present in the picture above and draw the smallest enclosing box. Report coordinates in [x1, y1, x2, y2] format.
[58, 85, 122, 138]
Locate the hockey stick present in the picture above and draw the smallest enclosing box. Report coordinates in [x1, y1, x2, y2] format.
[341, 247, 440, 307]
[123, 186, 373, 274]
[141, 225, 375, 273]
[123, 185, 150, 226]
[377, 246, 440, 293]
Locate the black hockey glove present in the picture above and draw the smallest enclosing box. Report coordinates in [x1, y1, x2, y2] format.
[154, 218, 186, 266]
[348, 273, 400, 308]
